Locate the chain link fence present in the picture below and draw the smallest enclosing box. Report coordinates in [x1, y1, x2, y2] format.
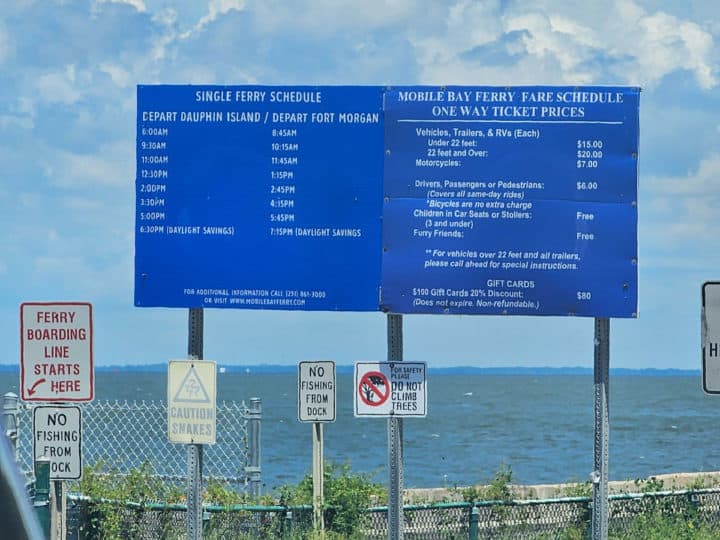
[7, 392, 720, 538]
[58, 488, 720, 539]
[7, 395, 262, 494]
[363, 500, 590, 539]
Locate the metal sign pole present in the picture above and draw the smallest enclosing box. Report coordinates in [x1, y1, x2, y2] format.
[187, 307, 204, 540]
[387, 314, 404, 540]
[312, 422, 325, 534]
[592, 318, 610, 540]
[50, 480, 66, 540]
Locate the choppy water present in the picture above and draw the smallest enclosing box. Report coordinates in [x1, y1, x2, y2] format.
[2, 369, 717, 492]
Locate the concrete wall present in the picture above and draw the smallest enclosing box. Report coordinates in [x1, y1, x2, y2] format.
[404, 471, 720, 503]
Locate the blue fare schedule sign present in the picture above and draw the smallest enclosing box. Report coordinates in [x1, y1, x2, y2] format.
[381, 86, 639, 317]
[135, 86, 384, 310]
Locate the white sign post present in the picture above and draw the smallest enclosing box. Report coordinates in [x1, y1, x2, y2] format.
[354, 361, 427, 417]
[702, 282, 720, 393]
[298, 361, 336, 422]
[21, 302, 94, 402]
[33, 405, 82, 480]
[297, 360, 336, 533]
[167, 360, 217, 444]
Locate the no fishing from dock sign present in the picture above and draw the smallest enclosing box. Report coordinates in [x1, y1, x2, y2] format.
[33, 405, 82, 480]
[354, 362, 427, 417]
[167, 360, 216, 444]
[298, 361, 336, 422]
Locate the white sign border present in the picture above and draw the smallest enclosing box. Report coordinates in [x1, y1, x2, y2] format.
[354, 361, 427, 418]
[32, 405, 83, 481]
[297, 360, 337, 423]
[167, 359, 217, 445]
[20, 301, 94, 403]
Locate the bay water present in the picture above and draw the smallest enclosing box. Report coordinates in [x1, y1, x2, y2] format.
[3, 369, 718, 493]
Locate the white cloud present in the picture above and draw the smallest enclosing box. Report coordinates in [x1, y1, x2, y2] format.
[407, 0, 717, 89]
[248, 0, 417, 36]
[99, 63, 133, 87]
[644, 153, 720, 242]
[506, 12, 598, 82]
[35, 65, 87, 105]
[409, 4, 605, 85]
[47, 229, 60, 242]
[44, 141, 134, 189]
[152, 7, 178, 27]
[625, 5, 717, 89]
[0, 23, 10, 65]
[93, 0, 147, 13]
[649, 153, 720, 196]
[62, 196, 104, 210]
[410, 1, 502, 67]
[0, 114, 32, 130]
[181, 0, 246, 38]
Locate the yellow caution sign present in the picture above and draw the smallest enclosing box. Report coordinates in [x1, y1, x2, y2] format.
[167, 360, 216, 444]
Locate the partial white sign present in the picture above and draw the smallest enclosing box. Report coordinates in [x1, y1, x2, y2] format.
[702, 282, 720, 394]
[21, 302, 94, 402]
[354, 362, 427, 417]
[298, 361, 336, 422]
[33, 405, 82, 480]
[167, 360, 216, 444]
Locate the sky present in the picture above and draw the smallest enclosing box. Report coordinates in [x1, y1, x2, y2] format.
[0, 0, 718, 370]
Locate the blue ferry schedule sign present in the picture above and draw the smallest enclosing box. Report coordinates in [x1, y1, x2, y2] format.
[381, 86, 639, 317]
[135, 86, 383, 310]
[136, 85, 639, 318]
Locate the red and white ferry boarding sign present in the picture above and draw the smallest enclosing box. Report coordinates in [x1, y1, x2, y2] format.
[21, 302, 94, 402]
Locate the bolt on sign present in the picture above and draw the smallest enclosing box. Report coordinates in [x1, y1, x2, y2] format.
[702, 282, 720, 394]
[298, 361, 336, 422]
[33, 405, 82, 480]
[21, 302, 94, 402]
[354, 361, 427, 417]
[167, 360, 216, 444]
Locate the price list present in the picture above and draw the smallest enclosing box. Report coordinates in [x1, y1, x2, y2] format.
[381, 86, 639, 317]
[135, 85, 384, 310]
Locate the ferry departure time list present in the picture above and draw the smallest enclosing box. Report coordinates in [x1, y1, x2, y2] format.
[135, 85, 384, 311]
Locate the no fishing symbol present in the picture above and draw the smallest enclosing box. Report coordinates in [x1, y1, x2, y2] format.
[359, 371, 389, 406]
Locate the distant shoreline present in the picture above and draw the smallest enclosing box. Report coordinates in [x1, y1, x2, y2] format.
[0, 364, 699, 377]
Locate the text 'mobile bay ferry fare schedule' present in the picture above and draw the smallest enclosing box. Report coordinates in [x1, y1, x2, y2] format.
[381, 86, 638, 318]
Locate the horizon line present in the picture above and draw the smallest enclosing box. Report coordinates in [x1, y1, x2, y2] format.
[0, 363, 700, 375]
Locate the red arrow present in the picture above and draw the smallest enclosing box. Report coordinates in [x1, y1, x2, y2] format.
[27, 378, 46, 396]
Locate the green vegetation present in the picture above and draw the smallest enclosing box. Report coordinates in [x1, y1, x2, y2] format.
[599, 475, 720, 539]
[72, 461, 720, 539]
[615, 511, 718, 540]
[278, 461, 385, 537]
[561, 479, 592, 499]
[77, 461, 184, 539]
[75, 460, 384, 539]
[458, 462, 515, 503]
